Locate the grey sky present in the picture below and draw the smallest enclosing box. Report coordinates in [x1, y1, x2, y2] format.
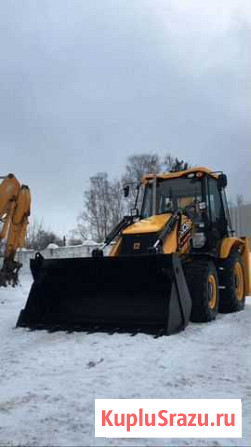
[0, 0, 250, 236]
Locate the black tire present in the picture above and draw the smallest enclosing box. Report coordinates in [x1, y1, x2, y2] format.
[218, 249, 245, 313]
[184, 260, 219, 322]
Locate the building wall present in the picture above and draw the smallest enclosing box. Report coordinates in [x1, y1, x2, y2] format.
[229, 203, 251, 245]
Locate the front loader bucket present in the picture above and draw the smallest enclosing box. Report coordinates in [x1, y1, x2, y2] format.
[16, 253, 192, 335]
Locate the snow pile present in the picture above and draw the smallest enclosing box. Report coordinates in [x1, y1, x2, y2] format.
[0, 274, 250, 446]
[82, 240, 99, 247]
[46, 243, 59, 249]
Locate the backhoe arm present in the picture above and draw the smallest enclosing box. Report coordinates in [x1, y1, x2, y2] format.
[0, 174, 31, 286]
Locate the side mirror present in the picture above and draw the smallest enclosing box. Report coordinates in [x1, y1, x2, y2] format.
[218, 174, 227, 189]
[123, 185, 130, 198]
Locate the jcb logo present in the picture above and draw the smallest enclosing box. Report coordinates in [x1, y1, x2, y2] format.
[133, 242, 141, 250]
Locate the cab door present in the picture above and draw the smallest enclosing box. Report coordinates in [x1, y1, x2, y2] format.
[207, 177, 228, 247]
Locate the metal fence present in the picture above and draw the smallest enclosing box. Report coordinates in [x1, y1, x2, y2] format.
[14, 241, 99, 274]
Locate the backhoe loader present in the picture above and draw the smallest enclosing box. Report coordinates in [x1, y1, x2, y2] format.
[0, 174, 31, 286]
[17, 167, 250, 335]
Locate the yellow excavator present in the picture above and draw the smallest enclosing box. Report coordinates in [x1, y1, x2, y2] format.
[17, 167, 250, 335]
[0, 174, 31, 286]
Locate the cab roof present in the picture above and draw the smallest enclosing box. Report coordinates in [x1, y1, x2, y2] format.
[142, 166, 219, 183]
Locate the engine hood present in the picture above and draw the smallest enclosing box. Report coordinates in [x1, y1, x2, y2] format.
[122, 213, 172, 235]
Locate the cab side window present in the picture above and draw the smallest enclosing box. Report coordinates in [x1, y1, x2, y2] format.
[208, 178, 223, 223]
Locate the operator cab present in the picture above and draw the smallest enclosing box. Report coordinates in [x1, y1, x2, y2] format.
[141, 168, 233, 253]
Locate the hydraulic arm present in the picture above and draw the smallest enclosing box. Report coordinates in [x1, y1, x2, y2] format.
[0, 174, 31, 286]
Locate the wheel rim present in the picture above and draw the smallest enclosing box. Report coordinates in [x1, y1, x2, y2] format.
[234, 262, 244, 301]
[208, 274, 217, 310]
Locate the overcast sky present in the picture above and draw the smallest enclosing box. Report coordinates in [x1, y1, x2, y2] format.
[0, 0, 250, 236]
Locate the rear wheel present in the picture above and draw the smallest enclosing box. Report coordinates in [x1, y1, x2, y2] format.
[218, 249, 245, 313]
[185, 260, 219, 322]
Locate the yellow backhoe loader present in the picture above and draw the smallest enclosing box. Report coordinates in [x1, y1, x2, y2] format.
[17, 167, 250, 335]
[0, 174, 31, 286]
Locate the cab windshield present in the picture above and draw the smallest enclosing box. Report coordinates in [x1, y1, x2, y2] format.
[141, 177, 203, 218]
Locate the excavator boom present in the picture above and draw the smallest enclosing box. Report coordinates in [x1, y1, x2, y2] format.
[0, 174, 31, 286]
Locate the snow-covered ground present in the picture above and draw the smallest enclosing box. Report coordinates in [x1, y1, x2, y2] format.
[0, 273, 251, 446]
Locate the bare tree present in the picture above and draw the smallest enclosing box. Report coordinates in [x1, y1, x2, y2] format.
[122, 153, 161, 185]
[26, 218, 63, 250]
[169, 158, 189, 172]
[109, 179, 125, 228]
[122, 153, 190, 186]
[77, 173, 124, 242]
[72, 216, 88, 242]
[83, 173, 109, 241]
[161, 154, 176, 171]
[122, 153, 162, 210]
[26, 217, 43, 248]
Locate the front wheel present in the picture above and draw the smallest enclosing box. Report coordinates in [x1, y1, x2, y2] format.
[185, 260, 219, 322]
